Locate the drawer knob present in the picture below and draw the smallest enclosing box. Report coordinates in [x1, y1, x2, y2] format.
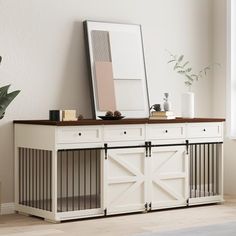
[124, 131, 127, 135]
[165, 130, 168, 133]
[203, 129, 206, 132]
[78, 132, 82, 136]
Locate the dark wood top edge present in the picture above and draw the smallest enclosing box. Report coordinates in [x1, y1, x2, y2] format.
[13, 118, 226, 126]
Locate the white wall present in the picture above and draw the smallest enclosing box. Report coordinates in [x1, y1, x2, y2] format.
[212, 0, 236, 195]
[0, 0, 213, 203]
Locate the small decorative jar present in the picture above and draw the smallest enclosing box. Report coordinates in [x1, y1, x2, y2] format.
[163, 93, 171, 111]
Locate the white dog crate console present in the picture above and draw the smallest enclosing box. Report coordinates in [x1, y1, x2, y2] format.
[14, 118, 225, 222]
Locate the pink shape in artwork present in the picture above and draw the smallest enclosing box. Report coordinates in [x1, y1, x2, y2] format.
[94, 62, 116, 111]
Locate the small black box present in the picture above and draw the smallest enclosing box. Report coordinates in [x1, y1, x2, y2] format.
[49, 110, 61, 121]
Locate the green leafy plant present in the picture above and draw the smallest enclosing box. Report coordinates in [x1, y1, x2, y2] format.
[167, 51, 218, 89]
[0, 56, 20, 119]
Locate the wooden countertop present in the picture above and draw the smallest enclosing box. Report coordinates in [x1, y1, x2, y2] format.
[13, 117, 225, 126]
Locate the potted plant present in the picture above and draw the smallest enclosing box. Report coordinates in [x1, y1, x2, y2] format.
[0, 56, 20, 119]
[167, 51, 216, 118]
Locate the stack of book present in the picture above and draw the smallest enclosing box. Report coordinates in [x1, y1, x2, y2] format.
[150, 111, 176, 120]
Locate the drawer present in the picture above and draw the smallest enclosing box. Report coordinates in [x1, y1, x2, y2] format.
[187, 123, 222, 138]
[103, 125, 145, 142]
[57, 126, 102, 144]
[147, 124, 186, 140]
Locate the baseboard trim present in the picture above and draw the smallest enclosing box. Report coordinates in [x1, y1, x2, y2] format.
[0, 202, 15, 215]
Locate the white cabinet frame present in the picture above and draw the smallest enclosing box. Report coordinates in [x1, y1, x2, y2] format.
[14, 121, 224, 222]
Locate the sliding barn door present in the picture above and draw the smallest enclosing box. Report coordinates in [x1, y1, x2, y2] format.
[149, 146, 188, 209]
[104, 148, 147, 215]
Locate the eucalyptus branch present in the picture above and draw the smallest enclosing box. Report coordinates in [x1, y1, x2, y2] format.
[166, 50, 219, 89]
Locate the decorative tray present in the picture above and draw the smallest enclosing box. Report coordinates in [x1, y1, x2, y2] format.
[98, 116, 125, 120]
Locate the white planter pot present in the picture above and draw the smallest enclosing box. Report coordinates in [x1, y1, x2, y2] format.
[181, 92, 194, 118]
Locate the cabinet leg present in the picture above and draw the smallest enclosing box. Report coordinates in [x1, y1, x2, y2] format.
[44, 218, 61, 224]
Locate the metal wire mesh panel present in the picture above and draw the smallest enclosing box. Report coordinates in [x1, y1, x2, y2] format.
[189, 143, 221, 198]
[57, 149, 101, 212]
[18, 148, 52, 211]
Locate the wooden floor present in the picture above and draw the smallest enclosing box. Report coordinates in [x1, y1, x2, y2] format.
[1, 196, 236, 236]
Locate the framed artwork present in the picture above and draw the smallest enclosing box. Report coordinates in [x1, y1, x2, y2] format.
[84, 20, 150, 119]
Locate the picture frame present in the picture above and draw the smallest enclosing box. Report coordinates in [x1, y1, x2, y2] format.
[84, 20, 150, 119]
